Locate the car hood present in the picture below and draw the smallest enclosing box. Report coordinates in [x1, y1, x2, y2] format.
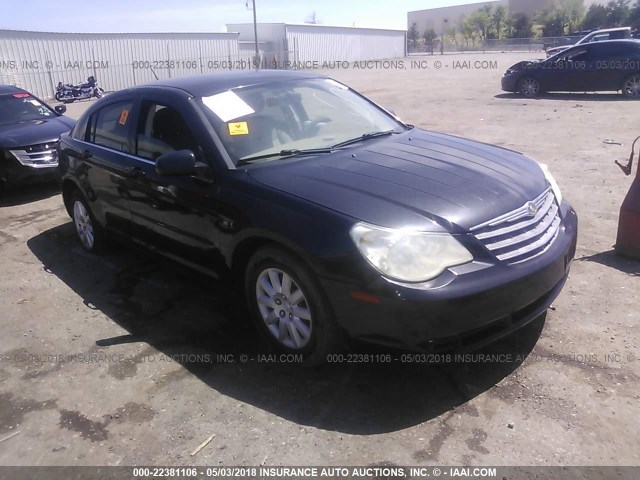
[248, 129, 548, 232]
[0, 116, 75, 149]
[547, 44, 573, 53]
[509, 58, 547, 70]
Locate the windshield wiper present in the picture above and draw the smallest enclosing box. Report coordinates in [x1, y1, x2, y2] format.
[237, 148, 334, 165]
[332, 130, 401, 149]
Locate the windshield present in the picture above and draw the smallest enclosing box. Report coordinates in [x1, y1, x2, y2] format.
[546, 45, 588, 62]
[0, 93, 56, 126]
[199, 78, 406, 165]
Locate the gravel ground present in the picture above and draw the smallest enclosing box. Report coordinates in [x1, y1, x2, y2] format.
[0, 52, 638, 467]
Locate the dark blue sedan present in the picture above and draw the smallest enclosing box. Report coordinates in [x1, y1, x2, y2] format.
[502, 40, 640, 98]
[58, 70, 577, 363]
[0, 85, 74, 193]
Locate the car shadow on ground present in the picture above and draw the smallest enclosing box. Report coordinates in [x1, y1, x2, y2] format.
[576, 249, 640, 276]
[0, 183, 60, 207]
[494, 92, 627, 102]
[27, 222, 545, 434]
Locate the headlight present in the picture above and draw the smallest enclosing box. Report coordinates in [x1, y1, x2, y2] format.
[350, 223, 473, 283]
[538, 163, 563, 204]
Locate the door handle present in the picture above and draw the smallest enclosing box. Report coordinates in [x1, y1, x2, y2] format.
[156, 185, 177, 197]
[122, 166, 145, 177]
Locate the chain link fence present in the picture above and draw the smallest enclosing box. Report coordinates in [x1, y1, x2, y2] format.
[408, 36, 582, 54]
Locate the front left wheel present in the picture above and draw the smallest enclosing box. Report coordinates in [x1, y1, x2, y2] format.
[71, 191, 106, 253]
[518, 76, 542, 98]
[244, 246, 344, 365]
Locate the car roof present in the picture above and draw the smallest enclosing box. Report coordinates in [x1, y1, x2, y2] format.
[136, 70, 326, 97]
[588, 27, 631, 34]
[570, 39, 640, 49]
[0, 84, 26, 95]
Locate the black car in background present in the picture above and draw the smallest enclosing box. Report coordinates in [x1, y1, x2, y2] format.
[0, 85, 75, 193]
[58, 71, 577, 363]
[502, 40, 640, 98]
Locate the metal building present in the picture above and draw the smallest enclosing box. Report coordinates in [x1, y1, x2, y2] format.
[408, 0, 601, 35]
[226, 23, 407, 65]
[0, 30, 240, 99]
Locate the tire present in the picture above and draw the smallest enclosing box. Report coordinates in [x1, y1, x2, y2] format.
[244, 246, 344, 365]
[622, 74, 640, 99]
[94, 88, 104, 99]
[70, 190, 106, 253]
[518, 76, 542, 98]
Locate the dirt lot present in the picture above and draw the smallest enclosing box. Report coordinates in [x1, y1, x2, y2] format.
[0, 52, 639, 467]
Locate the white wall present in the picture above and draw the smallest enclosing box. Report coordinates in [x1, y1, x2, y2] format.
[227, 23, 406, 64]
[285, 25, 406, 63]
[0, 30, 240, 99]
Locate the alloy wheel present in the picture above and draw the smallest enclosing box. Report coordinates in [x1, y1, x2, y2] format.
[623, 75, 640, 98]
[520, 78, 540, 97]
[255, 268, 312, 349]
[73, 200, 95, 250]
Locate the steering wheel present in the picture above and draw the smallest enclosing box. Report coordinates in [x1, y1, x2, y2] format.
[274, 127, 293, 145]
[301, 117, 332, 137]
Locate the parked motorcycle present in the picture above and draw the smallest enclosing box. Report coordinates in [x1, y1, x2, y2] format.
[55, 76, 104, 103]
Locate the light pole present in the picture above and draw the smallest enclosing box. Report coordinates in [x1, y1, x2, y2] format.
[441, 18, 448, 55]
[246, 0, 259, 69]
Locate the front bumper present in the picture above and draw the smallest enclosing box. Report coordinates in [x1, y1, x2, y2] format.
[501, 74, 519, 92]
[320, 207, 578, 352]
[0, 151, 60, 188]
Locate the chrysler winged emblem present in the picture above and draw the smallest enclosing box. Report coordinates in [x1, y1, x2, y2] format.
[527, 201, 538, 217]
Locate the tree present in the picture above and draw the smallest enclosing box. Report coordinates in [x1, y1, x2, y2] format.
[305, 11, 320, 24]
[629, 0, 640, 27]
[558, 0, 586, 33]
[533, 0, 584, 36]
[536, 6, 567, 36]
[606, 0, 631, 26]
[424, 28, 438, 53]
[408, 22, 420, 46]
[461, 18, 475, 47]
[581, 3, 609, 29]
[492, 5, 508, 39]
[506, 13, 533, 38]
[469, 9, 492, 41]
[447, 26, 459, 49]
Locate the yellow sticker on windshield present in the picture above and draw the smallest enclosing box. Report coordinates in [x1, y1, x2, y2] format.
[228, 121, 249, 136]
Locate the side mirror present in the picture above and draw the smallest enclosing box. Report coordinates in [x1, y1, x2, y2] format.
[55, 105, 67, 115]
[156, 150, 196, 176]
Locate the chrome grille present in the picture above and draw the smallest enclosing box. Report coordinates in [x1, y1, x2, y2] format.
[9, 143, 58, 168]
[471, 188, 561, 264]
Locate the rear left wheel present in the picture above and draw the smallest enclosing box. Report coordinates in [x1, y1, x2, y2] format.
[622, 74, 640, 99]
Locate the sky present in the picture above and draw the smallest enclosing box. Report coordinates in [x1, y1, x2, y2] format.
[0, 0, 495, 32]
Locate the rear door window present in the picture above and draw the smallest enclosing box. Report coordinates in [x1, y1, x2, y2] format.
[87, 101, 134, 153]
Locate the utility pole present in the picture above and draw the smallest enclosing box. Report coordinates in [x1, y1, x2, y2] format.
[441, 18, 448, 55]
[246, 0, 259, 69]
